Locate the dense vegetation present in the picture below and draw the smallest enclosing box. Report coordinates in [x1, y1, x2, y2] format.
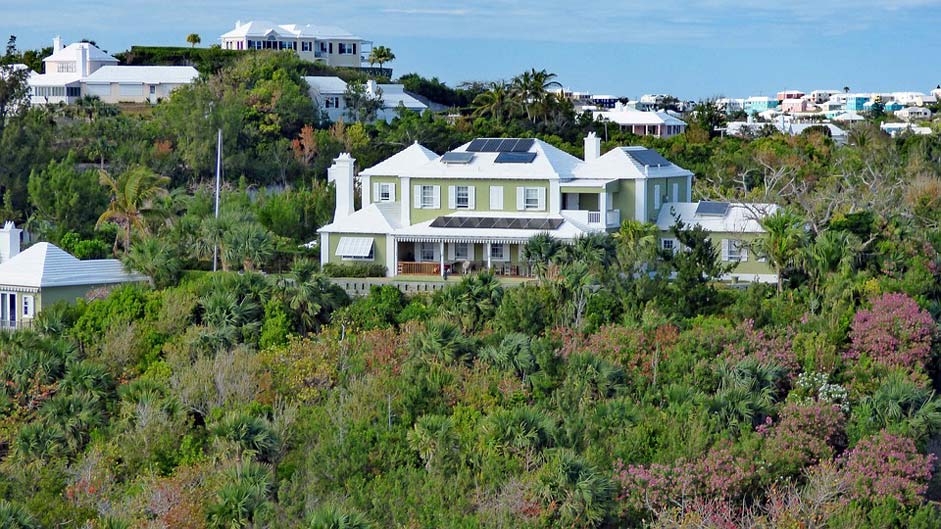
[3, 37, 941, 528]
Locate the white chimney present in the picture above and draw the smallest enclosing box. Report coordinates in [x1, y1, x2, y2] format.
[53, 36, 62, 52]
[328, 153, 356, 219]
[236, 20, 241, 28]
[79, 44, 88, 78]
[584, 132, 601, 161]
[0, 222, 22, 263]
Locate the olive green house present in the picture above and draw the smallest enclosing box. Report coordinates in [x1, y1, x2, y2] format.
[318, 133, 776, 281]
[0, 228, 147, 329]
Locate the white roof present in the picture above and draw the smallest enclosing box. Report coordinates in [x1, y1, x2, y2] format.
[222, 20, 363, 40]
[0, 242, 147, 288]
[83, 66, 199, 85]
[360, 142, 438, 176]
[28, 71, 82, 86]
[320, 202, 401, 234]
[594, 109, 687, 127]
[43, 42, 117, 65]
[656, 202, 778, 233]
[832, 111, 865, 122]
[377, 84, 427, 110]
[406, 138, 583, 181]
[304, 75, 348, 94]
[574, 146, 693, 180]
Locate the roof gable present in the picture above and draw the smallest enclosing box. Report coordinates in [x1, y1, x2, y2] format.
[0, 242, 146, 288]
[360, 142, 438, 176]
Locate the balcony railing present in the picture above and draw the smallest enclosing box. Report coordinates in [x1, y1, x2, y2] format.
[397, 262, 441, 275]
[397, 261, 532, 278]
[561, 209, 620, 228]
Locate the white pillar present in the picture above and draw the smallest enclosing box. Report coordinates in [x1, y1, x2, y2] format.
[600, 192, 610, 228]
[486, 242, 492, 270]
[635, 179, 647, 222]
[320, 232, 330, 267]
[439, 241, 445, 278]
[401, 176, 411, 225]
[386, 236, 396, 277]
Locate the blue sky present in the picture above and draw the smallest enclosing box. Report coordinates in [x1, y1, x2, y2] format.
[4, 0, 941, 99]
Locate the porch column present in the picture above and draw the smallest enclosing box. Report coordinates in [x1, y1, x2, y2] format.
[600, 191, 609, 222]
[439, 241, 445, 278]
[486, 242, 492, 270]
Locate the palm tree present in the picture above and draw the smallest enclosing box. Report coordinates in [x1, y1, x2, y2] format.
[367, 46, 395, 70]
[307, 505, 374, 529]
[0, 500, 38, 529]
[612, 219, 659, 273]
[186, 33, 201, 48]
[536, 449, 614, 528]
[523, 232, 562, 279]
[471, 82, 513, 122]
[483, 407, 556, 467]
[757, 209, 807, 292]
[510, 68, 562, 123]
[407, 414, 458, 472]
[479, 333, 535, 377]
[206, 461, 272, 529]
[280, 261, 348, 335]
[223, 222, 274, 272]
[96, 165, 170, 254]
[409, 320, 474, 364]
[122, 236, 181, 288]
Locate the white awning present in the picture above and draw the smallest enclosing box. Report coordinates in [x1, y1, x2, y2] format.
[335, 236, 374, 258]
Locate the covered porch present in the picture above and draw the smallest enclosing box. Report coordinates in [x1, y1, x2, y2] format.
[395, 239, 534, 278]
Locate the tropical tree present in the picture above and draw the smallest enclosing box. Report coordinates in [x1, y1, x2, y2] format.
[471, 82, 513, 122]
[186, 33, 201, 48]
[0, 499, 38, 529]
[523, 232, 562, 279]
[122, 236, 181, 288]
[409, 319, 475, 365]
[407, 414, 458, 472]
[96, 165, 170, 253]
[280, 260, 349, 334]
[223, 222, 275, 272]
[536, 449, 614, 528]
[367, 46, 395, 70]
[509, 68, 562, 123]
[479, 332, 535, 378]
[757, 209, 807, 291]
[307, 505, 374, 529]
[0, 36, 31, 139]
[612, 219, 659, 273]
[343, 81, 383, 123]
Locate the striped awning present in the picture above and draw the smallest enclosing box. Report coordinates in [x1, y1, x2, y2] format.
[335, 237, 374, 258]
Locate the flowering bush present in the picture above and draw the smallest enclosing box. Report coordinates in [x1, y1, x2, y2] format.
[839, 430, 935, 507]
[762, 401, 847, 472]
[725, 320, 799, 377]
[847, 293, 936, 372]
[614, 442, 757, 514]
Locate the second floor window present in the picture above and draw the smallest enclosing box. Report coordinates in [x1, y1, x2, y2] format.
[456, 186, 469, 208]
[57, 63, 76, 73]
[377, 183, 394, 202]
[302, 41, 311, 52]
[722, 239, 747, 262]
[524, 188, 540, 210]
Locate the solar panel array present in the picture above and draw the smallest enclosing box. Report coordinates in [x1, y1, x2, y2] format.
[430, 216, 563, 230]
[695, 201, 731, 216]
[494, 152, 537, 164]
[441, 152, 475, 164]
[624, 148, 671, 167]
[466, 138, 535, 153]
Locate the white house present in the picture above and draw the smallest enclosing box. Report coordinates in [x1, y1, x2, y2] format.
[28, 38, 198, 105]
[725, 119, 848, 145]
[881, 122, 933, 137]
[895, 106, 933, 121]
[891, 92, 937, 107]
[593, 103, 687, 138]
[0, 224, 147, 329]
[304, 76, 426, 123]
[221, 20, 370, 68]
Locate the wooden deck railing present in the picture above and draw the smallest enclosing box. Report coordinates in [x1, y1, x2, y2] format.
[397, 262, 442, 275]
[397, 261, 532, 278]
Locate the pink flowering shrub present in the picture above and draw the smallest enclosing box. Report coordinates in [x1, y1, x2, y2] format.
[762, 401, 846, 473]
[725, 320, 799, 377]
[614, 442, 757, 514]
[839, 430, 935, 507]
[847, 293, 936, 372]
[554, 324, 679, 378]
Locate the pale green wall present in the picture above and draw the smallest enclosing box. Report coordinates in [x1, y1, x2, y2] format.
[327, 233, 388, 270]
[658, 231, 774, 276]
[369, 176, 399, 205]
[646, 177, 690, 222]
[408, 178, 550, 224]
[611, 179, 637, 223]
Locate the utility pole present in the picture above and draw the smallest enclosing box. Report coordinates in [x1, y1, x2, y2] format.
[213, 128, 222, 272]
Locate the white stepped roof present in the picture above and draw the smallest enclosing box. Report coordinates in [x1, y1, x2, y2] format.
[304, 75, 348, 94]
[377, 84, 427, 110]
[594, 109, 687, 126]
[656, 202, 777, 233]
[405, 138, 583, 180]
[319, 202, 401, 234]
[0, 242, 147, 288]
[43, 42, 117, 65]
[575, 146, 693, 180]
[222, 20, 363, 40]
[360, 142, 438, 176]
[83, 66, 199, 84]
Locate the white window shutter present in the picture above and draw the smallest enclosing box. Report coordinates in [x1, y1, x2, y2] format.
[654, 185, 661, 210]
[672, 183, 679, 203]
[448, 186, 456, 209]
[390, 184, 396, 202]
[741, 244, 748, 262]
[448, 244, 455, 260]
[373, 183, 380, 202]
[517, 187, 525, 210]
[433, 186, 441, 209]
[537, 187, 546, 210]
[721, 239, 729, 261]
[414, 185, 422, 208]
[468, 186, 476, 209]
[491, 186, 503, 210]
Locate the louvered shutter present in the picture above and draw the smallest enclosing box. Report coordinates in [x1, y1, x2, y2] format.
[448, 186, 456, 209]
[721, 239, 729, 261]
[537, 187, 546, 210]
[373, 183, 380, 203]
[517, 187, 525, 210]
[389, 184, 396, 202]
[468, 186, 476, 209]
[414, 185, 422, 208]
[432, 186, 441, 209]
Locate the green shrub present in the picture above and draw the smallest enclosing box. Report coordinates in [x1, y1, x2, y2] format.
[322, 262, 387, 277]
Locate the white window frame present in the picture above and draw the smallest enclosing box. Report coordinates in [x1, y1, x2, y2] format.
[419, 242, 436, 262]
[661, 238, 677, 253]
[421, 185, 436, 209]
[524, 188, 540, 210]
[376, 182, 394, 203]
[341, 247, 374, 261]
[722, 239, 747, 262]
[22, 295, 33, 318]
[455, 186, 470, 209]
[453, 243, 470, 260]
[490, 243, 508, 261]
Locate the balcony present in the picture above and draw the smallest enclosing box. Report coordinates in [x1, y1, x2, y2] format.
[397, 261, 532, 278]
[561, 209, 621, 229]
